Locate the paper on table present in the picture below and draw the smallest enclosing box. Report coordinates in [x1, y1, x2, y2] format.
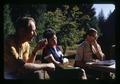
[86, 60, 115, 66]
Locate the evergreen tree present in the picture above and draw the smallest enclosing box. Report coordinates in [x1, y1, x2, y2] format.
[98, 9, 105, 36]
[104, 11, 115, 59]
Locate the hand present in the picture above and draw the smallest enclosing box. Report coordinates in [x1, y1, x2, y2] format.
[91, 40, 99, 53]
[63, 58, 69, 63]
[43, 63, 55, 71]
[47, 63, 55, 69]
[92, 59, 100, 62]
[91, 40, 97, 46]
[34, 39, 48, 51]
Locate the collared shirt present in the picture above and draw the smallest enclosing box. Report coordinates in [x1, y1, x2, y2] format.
[4, 34, 30, 73]
[75, 41, 94, 63]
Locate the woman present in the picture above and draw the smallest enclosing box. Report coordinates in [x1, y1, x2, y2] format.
[42, 28, 87, 79]
[42, 28, 69, 68]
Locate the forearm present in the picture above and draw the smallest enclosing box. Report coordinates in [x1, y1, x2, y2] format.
[27, 48, 37, 63]
[95, 51, 104, 60]
[24, 63, 49, 70]
[27, 40, 46, 63]
[93, 41, 104, 60]
[48, 57, 61, 65]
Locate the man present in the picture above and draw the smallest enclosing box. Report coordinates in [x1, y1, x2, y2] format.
[74, 28, 105, 79]
[4, 16, 55, 79]
[75, 28, 105, 67]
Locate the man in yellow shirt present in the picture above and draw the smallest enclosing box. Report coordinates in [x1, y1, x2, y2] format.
[4, 16, 55, 79]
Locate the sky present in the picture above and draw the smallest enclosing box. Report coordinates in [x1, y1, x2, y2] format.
[92, 4, 115, 19]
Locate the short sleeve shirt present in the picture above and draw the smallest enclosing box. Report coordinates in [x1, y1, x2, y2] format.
[75, 41, 93, 63]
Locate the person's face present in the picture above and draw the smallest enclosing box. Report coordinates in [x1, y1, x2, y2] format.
[48, 35, 57, 46]
[87, 32, 98, 43]
[25, 20, 37, 41]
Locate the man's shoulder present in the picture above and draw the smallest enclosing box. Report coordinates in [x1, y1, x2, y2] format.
[79, 41, 86, 47]
[78, 41, 89, 50]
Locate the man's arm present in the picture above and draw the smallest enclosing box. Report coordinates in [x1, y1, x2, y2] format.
[27, 39, 47, 63]
[24, 62, 55, 71]
[92, 40, 105, 60]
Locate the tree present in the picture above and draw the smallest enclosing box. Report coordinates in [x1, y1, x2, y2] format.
[44, 7, 66, 32]
[98, 9, 106, 36]
[77, 4, 96, 31]
[44, 5, 91, 54]
[103, 11, 115, 59]
[89, 16, 101, 35]
[4, 4, 15, 39]
[57, 23, 78, 54]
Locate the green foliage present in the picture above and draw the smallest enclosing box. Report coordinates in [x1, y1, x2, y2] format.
[57, 23, 78, 45]
[44, 5, 93, 54]
[89, 16, 101, 36]
[44, 8, 66, 32]
[4, 4, 15, 39]
[34, 5, 47, 42]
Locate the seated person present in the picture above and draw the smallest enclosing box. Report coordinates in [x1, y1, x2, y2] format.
[42, 28, 87, 79]
[42, 28, 69, 68]
[74, 28, 105, 79]
[75, 28, 105, 67]
[4, 16, 55, 79]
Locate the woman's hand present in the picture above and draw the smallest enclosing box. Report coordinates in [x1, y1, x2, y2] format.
[63, 58, 69, 63]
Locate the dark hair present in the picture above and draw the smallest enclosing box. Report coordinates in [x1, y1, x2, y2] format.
[43, 28, 56, 40]
[84, 28, 97, 39]
[15, 16, 35, 32]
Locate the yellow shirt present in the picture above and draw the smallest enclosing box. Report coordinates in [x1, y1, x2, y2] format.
[4, 35, 30, 73]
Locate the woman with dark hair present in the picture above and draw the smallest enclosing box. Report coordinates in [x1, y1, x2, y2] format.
[42, 28, 87, 80]
[42, 28, 69, 68]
